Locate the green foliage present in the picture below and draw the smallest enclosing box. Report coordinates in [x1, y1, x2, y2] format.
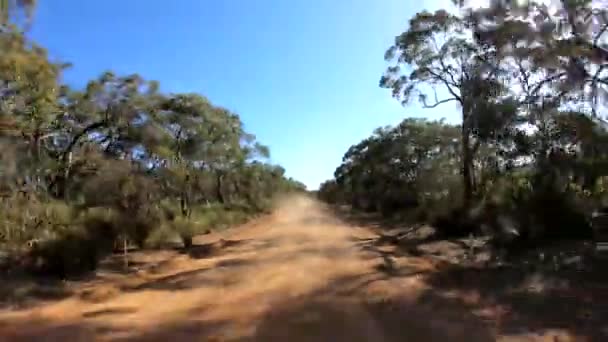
[0, 14, 306, 277]
[321, 0, 608, 249]
[145, 225, 179, 250]
[326, 118, 460, 215]
[0, 198, 118, 277]
[0, 196, 74, 250]
[380, 6, 524, 205]
[26, 222, 114, 278]
[171, 216, 198, 248]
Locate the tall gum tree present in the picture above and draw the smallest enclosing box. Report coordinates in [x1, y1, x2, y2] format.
[466, 0, 607, 115]
[457, 0, 608, 189]
[380, 8, 518, 206]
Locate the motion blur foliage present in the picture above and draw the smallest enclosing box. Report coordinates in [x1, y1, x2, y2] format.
[0, 4, 306, 278]
[25, 214, 116, 278]
[320, 0, 608, 249]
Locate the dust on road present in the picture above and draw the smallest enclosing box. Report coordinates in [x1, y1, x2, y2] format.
[0, 196, 591, 341]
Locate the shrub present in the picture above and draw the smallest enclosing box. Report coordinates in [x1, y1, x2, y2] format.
[145, 225, 180, 249]
[430, 205, 479, 238]
[129, 210, 163, 249]
[523, 186, 591, 241]
[172, 217, 198, 248]
[26, 224, 115, 278]
[479, 172, 592, 247]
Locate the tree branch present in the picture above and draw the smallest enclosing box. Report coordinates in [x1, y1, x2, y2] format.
[515, 57, 531, 95]
[593, 22, 608, 49]
[438, 55, 459, 88]
[528, 71, 567, 99]
[62, 120, 106, 162]
[424, 68, 463, 103]
[422, 96, 459, 108]
[586, 63, 608, 116]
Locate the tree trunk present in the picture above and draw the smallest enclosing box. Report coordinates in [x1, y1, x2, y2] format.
[63, 151, 72, 202]
[180, 193, 189, 217]
[123, 235, 129, 271]
[180, 173, 191, 217]
[462, 120, 474, 208]
[216, 171, 225, 204]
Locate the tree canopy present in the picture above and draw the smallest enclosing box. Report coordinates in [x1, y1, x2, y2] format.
[320, 0, 608, 244]
[0, 2, 305, 277]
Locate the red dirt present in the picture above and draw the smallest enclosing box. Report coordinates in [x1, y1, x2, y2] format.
[0, 196, 598, 341]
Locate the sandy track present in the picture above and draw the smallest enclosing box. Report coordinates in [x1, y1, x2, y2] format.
[0, 196, 593, 341]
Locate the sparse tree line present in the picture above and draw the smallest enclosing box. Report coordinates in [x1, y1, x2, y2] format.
[0, 2, 305, 277]
[319, 0, 608, 247]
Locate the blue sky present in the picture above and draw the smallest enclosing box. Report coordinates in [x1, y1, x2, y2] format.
[29, 0, 459, 190]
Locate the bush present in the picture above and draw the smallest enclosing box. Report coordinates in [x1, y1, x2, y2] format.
[523, 187, 591, 241]
[172, 217, 198, 248]
[145, 225, 180, 249]
[0, 193, 262, 277]
[129, 211, 163, 249]
[20, 204, 170, 278]
[26, 224, 115, 278]
[0, 197, 75, 248]
[478, 172, 592, 247]
[430, 206, 479, 238]
[78, 206, 160, 250]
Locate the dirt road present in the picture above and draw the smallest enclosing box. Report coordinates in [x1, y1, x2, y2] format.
[0, 196, 600, 341]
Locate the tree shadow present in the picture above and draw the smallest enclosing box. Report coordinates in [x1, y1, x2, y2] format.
[0, 235, 279, 310]
[122, 259, 252, 292]
[0, 317, 102, 341]
[364, 290, 497, 342]
[350, 220, 608, 340]
[353, 231, 448, 273]
[0, 261, 494, 342]
[0, 315, 230, 342]
[97, 257, 152, 274]
[116, 319, 233, 342]
[181, 238, 274, 259]
[328, 204, 420, 232]
[250, 273, 496, 342]
[337, 206, 456, 260]
[112, 271, 493, 341]
[0, 275, 72, 310]
[82, 306, 137, 318]
[180, 242, 217, 259]
[422, 262, 608, 340]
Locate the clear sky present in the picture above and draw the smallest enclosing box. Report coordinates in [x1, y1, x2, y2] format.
[29, 0, 459, 190]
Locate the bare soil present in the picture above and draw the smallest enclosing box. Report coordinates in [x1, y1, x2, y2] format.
[0, 195, 606, 341]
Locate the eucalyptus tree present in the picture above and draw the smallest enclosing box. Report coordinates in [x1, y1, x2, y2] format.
[380, 8, 519, 205]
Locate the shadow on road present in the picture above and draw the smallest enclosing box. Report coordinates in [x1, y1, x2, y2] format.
[3, 198, 608, 341]
[422, 262, 608, 341]
[333, 204, 608, 341]
[0, 276, 72, 310]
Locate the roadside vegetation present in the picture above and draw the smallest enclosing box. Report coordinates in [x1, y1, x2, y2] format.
[0, 1, 305, 278]
[0, 2, 607, 339]
[319, 0, 608, 257]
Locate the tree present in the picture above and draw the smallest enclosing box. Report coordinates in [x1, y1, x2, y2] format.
[466, 0, 607, 115]
[45, 72, 161, 199]
[325, 118, 460, 214]
[380, 9, 519, 206]
[0, 2, 306, 276]
[153, 93, 268, 213]
[450, 1, 608, 199]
